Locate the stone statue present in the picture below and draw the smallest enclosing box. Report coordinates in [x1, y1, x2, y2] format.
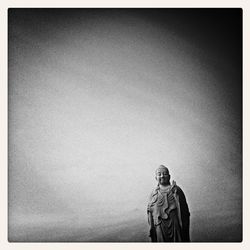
[147, 165, 190, 242]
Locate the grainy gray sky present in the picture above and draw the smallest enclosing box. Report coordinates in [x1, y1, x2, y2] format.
[8, 9, 242, 241]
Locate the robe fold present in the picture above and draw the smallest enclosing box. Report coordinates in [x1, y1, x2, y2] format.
[147, 183, 190, 242]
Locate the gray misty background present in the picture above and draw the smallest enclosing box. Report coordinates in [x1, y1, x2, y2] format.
[8, 9, 242, 242]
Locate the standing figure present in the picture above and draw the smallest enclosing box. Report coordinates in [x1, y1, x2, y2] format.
[147, 165, 190, 242]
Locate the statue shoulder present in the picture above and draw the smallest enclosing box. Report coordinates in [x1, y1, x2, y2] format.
[176, 185, 185, 195]
[149, 186, 159, 197]
[171, 180, 184, 193]
[148, 186, 160, 204]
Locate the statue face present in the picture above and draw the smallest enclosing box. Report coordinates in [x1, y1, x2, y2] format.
[155, 168, 170, 186]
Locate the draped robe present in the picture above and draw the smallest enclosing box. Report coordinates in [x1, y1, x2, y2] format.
[147, 183, 190, 242]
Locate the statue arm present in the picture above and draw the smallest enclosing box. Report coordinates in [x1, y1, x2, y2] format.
[147, 209, 157, 242]
[147, 192, 157, 242]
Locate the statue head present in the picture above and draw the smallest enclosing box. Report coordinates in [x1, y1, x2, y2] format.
[155, 165, 170, 186]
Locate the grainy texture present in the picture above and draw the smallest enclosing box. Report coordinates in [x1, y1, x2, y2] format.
[8, 9, 242, 242]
